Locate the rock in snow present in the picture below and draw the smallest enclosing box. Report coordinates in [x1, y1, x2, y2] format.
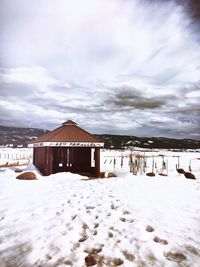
[184, 172, 196, 179]
[16, 171, 37, 180]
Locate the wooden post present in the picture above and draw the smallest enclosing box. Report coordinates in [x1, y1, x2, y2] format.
[94, 148, 100, 177]
[189, 159, 192, 172]
[45, 147, 53, 175]
[33, 148, 36, 165]
[121, 155, 123, 168]
[166, 159, 168, 175]
[114, 157, 116, 169]
[152, 156, 155, 173]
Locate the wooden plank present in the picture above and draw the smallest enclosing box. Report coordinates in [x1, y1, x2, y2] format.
[94, 148, 100, 177]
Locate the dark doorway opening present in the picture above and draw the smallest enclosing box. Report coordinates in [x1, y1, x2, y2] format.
[52, 147, 94, 174]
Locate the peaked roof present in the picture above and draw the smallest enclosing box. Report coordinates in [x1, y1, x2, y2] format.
[30, 120, 101, 143]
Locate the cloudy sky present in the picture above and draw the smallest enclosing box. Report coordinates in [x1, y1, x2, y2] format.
[0, 0, 200, 139]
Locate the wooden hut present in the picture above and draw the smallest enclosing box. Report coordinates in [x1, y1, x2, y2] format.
[28, 120, 104, 177]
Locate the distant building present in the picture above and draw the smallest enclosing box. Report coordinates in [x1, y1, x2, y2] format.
[29, 120, 104, 177]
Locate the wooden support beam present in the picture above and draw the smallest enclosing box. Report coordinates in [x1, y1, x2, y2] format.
[33, 148, 36, 165]
[94, 148, 100, 177]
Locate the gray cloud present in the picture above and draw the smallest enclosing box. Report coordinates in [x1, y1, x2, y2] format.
[0, 82, 36, 98]
[0, 0, 200, 139]
[109, 89, 173, 110]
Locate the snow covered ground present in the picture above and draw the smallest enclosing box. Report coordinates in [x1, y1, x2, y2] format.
[0, 149, 200, 266]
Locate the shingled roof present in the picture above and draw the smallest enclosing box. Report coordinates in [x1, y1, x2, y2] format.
[30, 120, 101, 144]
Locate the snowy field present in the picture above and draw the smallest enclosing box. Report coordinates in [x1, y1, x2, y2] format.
[0, 149, 200, 266]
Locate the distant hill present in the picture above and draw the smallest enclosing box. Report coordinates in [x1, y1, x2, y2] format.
[0, 125, 199, 149]
[0, 126, 48, 148]
[95, 134, 200, 150]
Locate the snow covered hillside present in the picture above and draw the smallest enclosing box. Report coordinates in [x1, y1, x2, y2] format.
[0, 150, 200, 266]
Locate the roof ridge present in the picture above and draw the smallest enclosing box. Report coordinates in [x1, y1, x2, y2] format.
[75, 124, 99, 141]
[45, 126, 63, 141]
[30, 121, 101, 143]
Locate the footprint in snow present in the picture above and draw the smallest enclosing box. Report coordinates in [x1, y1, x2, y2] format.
[85, 205, 95, 210]
[109, 226, 120, 233]
[84, 244, 103, 254]
[146, 225, 155, 232]
[82, 223, 89, 230]
[85, 254, 98, 266]
[164, 251, 187, 263]
[105, 257, 124, 266]
[123, 210, 130, 215]
[72, 242, 80, 250]
[122, 250, 135, 262]
[79, 234, 88, 242]
[66, 223, 71, 228]
[153, 236, 168, 245]
[185, 245, 199, 255]
[108, 231, 114, 238]
[97, 209, 103, 214]
[93, 230, 97, 236]
[46, 254, 52, 260]
[63, 260, 73, 266]
[111, 203, 118, 210]
[94, 223, 99, 229]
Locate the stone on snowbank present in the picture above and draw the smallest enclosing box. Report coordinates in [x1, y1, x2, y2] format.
[16, 171, 37, 180]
